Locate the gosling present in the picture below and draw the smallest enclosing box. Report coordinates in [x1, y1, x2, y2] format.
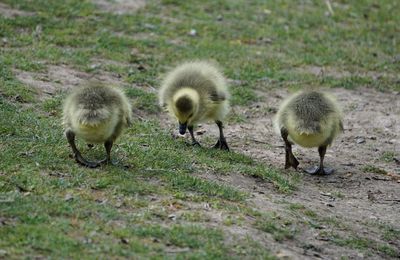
[274, 90, 343, 175]
[63, 84, 132, 168]
[159, 61, 230, 150]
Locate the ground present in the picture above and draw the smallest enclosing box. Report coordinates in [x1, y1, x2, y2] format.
[0, 0, 399, 259]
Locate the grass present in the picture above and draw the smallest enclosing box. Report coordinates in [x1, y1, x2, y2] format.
[284, 202, 400, 258]
[230, 85, 259, 106]
[380, 151, 397, 163]
[254, 213, 296, 242]
[283, 202, 400, 258]
[331, 235, 399, 258]
[1, 0, 399, 258]
[0, 84, 284, 257]
[362, 164, 387, 175]
[124, 87, 159, 113]
[381, 225, 400, 242]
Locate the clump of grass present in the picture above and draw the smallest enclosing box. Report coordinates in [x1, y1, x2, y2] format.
[230, 86, 259, 106]
[164, 171, 247, 202]
[332, 235, 399, 258]
[362, 165, 387, 175]
[181, 211, 210, 222]
[254, 213, 296, 241]
[124, 87, 159, 113]
[245, 165, 298, 193]
[0, 65, 35, 103]
[288, 203, 305, 211]
[383, 228, 400, 242]
[380, 151, 396, 163]
[42, 95, 63, 114]
[133, 225, 224, 249]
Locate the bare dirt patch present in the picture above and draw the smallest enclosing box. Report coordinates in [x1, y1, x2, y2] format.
[160, 87, 400, 258]
[90, 58, 130, 69]
[93, 0, 146, 15]
[14, 64, 125, 100]
[297, 65, 400, 81]
[0, 2, 35, 18]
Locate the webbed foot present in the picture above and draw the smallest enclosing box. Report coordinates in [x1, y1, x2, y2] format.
[285, 154, 299, 169]
[192, 141, 201, 147]
[186, 141, 201, 147]
[305, 166, 334, 175]
[98, 158, 116, 166]
[213, 139, 229, 151]
[75, 154, 99, 168]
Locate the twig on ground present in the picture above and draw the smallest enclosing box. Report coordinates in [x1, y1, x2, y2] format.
[325, 0, 334, 16]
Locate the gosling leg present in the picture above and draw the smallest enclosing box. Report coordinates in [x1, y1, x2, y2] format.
[99, 139, 114, 165]
[280, 128, 299, 169]
[213, 120, 229, 151]
[188, 125, 201, 147]
[65, 130, 99, 168]
[306, 145, 334, 175]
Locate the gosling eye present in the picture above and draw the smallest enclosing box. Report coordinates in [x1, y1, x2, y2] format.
[188, 113, 194, 118]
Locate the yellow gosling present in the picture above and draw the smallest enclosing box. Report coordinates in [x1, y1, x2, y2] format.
[159, 61, 230, 150]
[274, 90, 343, 175]
[63, 84, 132, 168]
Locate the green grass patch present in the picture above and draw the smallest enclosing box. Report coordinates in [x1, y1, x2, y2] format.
[0, 96, 293, 256]
[254, 213, 296, 242]
[230, 85, 259, 106]
[332, 235, 399, 258]
[362, 165, 387, 175]
[0, 64, 36, 102]
[124, 87, 159, 113]
[381, 225, 400, 243]
[380, 151, 397, 163]
[1, 0, 399, 258]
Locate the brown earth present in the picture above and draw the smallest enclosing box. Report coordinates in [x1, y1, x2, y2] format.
[14, 64, 125, 100]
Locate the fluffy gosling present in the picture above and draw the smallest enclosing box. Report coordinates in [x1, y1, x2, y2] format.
[274, 90, 343, 175]
[159, 61, 230, 150]
[63, 84, 132, 168]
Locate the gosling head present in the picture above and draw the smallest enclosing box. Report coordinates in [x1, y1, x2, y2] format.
[172, 88, 200, 135]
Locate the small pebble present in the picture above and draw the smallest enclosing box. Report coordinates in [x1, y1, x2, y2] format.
[263, 9, 272, 14]
[143, 23, 156, 29]
[188, 29, 197, 36]
[196, 129, 206, 135]
[356, 137, 365, 144]
[89, 63, 101, 70]
[64, 194, 74, 202]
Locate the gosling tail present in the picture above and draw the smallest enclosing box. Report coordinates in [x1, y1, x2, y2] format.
[75, 107, 112, 126]
[295, 120, 322, 135]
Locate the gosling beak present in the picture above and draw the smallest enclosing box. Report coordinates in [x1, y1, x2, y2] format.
[179, 122, 187, 135]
